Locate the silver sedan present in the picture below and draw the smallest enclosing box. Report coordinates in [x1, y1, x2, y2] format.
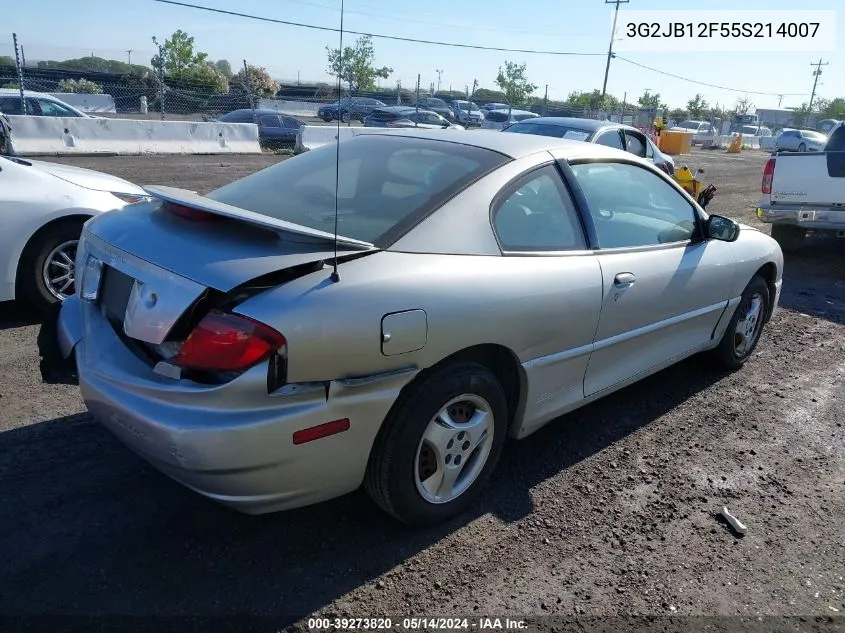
[40, 130, 784, 525]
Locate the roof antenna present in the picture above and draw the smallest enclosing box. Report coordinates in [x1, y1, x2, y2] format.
[330, 0, 345, 284]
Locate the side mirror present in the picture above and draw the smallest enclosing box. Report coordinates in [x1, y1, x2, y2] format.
[705, 215, 740, 242]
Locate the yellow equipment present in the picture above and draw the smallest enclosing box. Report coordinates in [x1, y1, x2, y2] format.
[727, 133, 743, 153]
[673, 166, 702, 199]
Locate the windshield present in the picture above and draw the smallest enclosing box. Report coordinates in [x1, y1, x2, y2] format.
[456, 102, 479, 111]
[504, 122, 593, 140]
[677, 121, 702, 130]
[207, 135, 508, 245]
[426, 98, 447, 108]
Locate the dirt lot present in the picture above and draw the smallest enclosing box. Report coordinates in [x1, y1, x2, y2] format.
[1, 148, 843, 630]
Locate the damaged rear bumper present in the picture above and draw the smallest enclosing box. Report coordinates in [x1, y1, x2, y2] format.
[37, 296, 83, 385]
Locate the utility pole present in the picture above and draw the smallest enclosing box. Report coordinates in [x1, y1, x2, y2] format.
[807, 58, 828, 113]
[13, 33, 26, 115]
[543, 84, 548, 116]
[127, 50, 132, 66]
[20, 47, 26, 68]
[436, 68, 443, 93]
[602, 0, 629, 98]
[777, 94, 783, 108]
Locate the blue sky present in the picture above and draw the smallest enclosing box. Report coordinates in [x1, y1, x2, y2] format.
[5, 0, 843, 110]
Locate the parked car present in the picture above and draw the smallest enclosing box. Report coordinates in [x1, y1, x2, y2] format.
[482, 109, 539, 131]
[217, 108, 304, 147]
[363, 106, 464, 129]
[503, 116, 675, 174]
[317, 97, 387, 123]
[0, 155, 150, 309]
[451, 100, 485, 126]
[670, 120, 715, 135]
[758, 122, 845, 250]
[481, 102, 509, 112]
[774, 128, 827, 152]
[740, 125, 772, 137]
[40, 130, 783, 526]
[416, 97, 454, 121]
[0, 89, 91, 118]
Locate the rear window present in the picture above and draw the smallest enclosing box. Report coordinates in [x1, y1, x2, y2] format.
[514, 113, 538, 122]
[504, 122, 593, 140]
[206, 135, 509, 246]
[486, 111, 509, 123]
[424, 98, 447, 108]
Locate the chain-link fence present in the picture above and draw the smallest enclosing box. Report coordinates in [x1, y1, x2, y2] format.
[1, 36, 650, 129]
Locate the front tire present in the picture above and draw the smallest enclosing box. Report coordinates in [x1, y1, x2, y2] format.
[771, 224, 806, 251]
[19, 220, 84, 311]
[798, 142, 806, 152]
[365, 362, 508, 526]
[712, 275, 770, 370]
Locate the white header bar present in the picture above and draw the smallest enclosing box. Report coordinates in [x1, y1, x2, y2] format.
[612, 10, 837, 52]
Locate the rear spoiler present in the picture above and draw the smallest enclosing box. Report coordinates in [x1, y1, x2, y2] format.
[143, 185, 375, 250]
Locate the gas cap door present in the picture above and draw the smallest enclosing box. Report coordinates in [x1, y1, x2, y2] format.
[381, 310, 428, 356]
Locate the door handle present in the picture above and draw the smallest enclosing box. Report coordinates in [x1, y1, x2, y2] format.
[614, 272, 636, 287]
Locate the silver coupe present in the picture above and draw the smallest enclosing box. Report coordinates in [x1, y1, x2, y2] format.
[39, 130, 784, 525]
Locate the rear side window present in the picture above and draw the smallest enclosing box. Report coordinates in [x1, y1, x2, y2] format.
[37, 99, 79, 117]
[492, 165, 586, 252]
[207, 135, 509, 246]
[259, 114, 280, 128]
[624, 131, 647, 157]
[594, 130, 624, 150]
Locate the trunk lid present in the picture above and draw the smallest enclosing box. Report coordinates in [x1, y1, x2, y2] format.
[86, 186, 375, 293]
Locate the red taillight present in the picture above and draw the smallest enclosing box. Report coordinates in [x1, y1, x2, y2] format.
[172, 311, 286, 372]
[762, 158, 776, 194]
[292, 419, 350, 445]
[164, 201, 220, 222]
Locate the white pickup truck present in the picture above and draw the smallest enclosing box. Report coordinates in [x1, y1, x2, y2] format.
[757, 122, 845, 250]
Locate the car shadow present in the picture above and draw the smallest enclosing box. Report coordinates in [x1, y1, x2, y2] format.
[778, 236, 845, 325]
[0, 355, 728, 627]
[0, 299, 40, 331]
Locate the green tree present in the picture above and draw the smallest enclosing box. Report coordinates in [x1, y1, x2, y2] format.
[0, 55, 15, 67]
[494, 61, 537, 112]
[473, 88, 506, 103]
[37, 56, 147, 74]
[57, 78, 103, 94]
[326, 35, 392, 92]
[233, 65, 279, 98]
[734, 97, 754, 115]
[686, 93, 709, 118]
[152, 30, 208, 76]
[819, 97, 845, 119]
[151, 30, 227, 94]
[637, 90, 666, 110]
[214, 59, 233, 78]
[567, 89, 620, 111]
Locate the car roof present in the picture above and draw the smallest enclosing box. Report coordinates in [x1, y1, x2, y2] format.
[490, 108, 536, 115]
[354, 128, 634, 160]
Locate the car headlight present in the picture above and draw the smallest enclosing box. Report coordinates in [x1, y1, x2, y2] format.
[111, 192, 154, 204]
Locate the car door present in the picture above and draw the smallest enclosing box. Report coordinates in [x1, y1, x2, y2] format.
[258, 114, 282, 140]
[490, 163, 603, 434]
[564, 159, 736, 397]
[282, 117, 302, 140]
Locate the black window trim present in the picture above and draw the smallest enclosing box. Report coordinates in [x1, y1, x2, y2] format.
[488, 161, 592, 256]
[560, 156, 708, 253]
[594, 128, 625, 150]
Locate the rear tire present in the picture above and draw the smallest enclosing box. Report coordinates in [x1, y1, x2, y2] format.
[771, 224, 806, 251]
[712, 275, 770, 370]
[19, 220, 85, 312]
[798, 142, 806, 152]
[365, 362, 508, 526]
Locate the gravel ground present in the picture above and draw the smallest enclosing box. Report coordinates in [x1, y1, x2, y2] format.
[1, 148, 843, 630]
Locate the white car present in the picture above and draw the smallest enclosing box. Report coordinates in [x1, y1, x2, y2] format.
[0, 89, 92, 118]
[670, 120, 715, 135]
[482, 109, 539, 131]
[0, 156, 150, 309]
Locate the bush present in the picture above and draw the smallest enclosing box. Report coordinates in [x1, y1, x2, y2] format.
[56, 78, 103, 94]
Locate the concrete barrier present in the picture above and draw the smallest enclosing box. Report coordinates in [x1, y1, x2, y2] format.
[258, 99, 323, 117]
[7, 115, 261, 155]
[48, 92, 117, 113]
